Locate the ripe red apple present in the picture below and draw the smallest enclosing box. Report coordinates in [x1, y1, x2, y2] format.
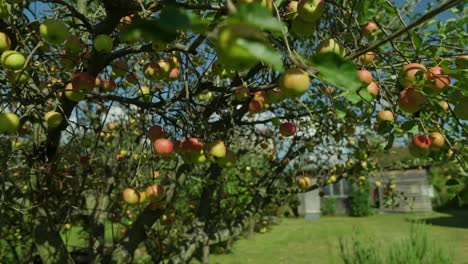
[253, 90, 266, 102]
[0, 112, 20, 133]
[157, 59, 171, 77]
[143, 62, 161, 81]
[357, 70, 373, 84]
[249, 100, 263, 113]
[126, 73, 138, 84]
[0, 32, 11, 52]
[205, 140, 227, 160]
[398, 87, 427, 113]
[94, 34, 113, 53]
[426, 66, 451, 93]
[429, 132, 445, 148]
[147, 125, 166, 142]
[95, 76, 103, 88]
[279, 122, 296, 137]
[316, 38, 345, 57]
[168, 68, 179, 79]
[71, 72, 95, 91]
[455, 54, 468, 69]
[358, 51, 375, 65]
[146, 184, 165, 202]
[102, 79, 116, 92]
[279, 68, 310, 98]
[367, 81, 379, 97]
[297, 0, 324, 23]
[286, 1, 299, 18]
[1, 50, 26, 70]
[122, 188, 140, 204]
[409, 134, 431, 156]
[436, 100, 449, 112]
[266, 87, 284, 104]
[39, 19, 69, 45]
[112, 60, 129, 77]
[235, 86, 250, 101]
[453, 101, 468, 120]
[398, 63, 427, 87]
[64, 35, 82, 54]
[362, 21, 379, 37]
[184, 138, 204, 152]
[44, 111, 63, 128]
[153, 138, 173, 156]
[377, 110, 394, 123]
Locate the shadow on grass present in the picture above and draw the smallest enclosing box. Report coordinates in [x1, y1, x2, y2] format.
[408, 210, 468, 229]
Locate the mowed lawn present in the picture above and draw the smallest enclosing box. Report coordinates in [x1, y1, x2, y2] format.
[208, 210, 468, 264]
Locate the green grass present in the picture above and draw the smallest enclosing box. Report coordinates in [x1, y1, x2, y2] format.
[208, 210, 468, 264]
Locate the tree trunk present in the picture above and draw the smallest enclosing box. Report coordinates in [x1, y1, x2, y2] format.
[33, 209, 75, 264]
[248, 217, 255, 239]
[202, 244, 210, 264]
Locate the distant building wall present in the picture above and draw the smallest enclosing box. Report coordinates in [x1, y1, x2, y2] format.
[297, 187, 321, 220]
[372, 169, 433, 213]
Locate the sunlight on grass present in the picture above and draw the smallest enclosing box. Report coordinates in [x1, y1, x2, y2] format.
[208, 211, 468, 264]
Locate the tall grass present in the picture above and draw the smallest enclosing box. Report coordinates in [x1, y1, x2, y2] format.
[340, 221, 453, 264]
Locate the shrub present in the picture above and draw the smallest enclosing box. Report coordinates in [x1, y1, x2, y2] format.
[340, 222, 453, 264]
[348, 183, 373, 217]
[388, 221, 453, 264]
[321, 197, 337, 216]
[339, 227, 384, 264]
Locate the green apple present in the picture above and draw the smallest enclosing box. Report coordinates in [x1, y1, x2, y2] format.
[0, 112, 20, 133]
[205, 140, 227, 161]
[297, 0, 324, 23]
[122, 188, 140, 205]
[7, 69, 29, 84]
[44, 111, 63, 128]
[1, 50, 26, 70]
[64, 82, 86, 102]
[279, 68, 310, 98]
[137, 86, 151, 102]
[39, 19, 69, 45]
[216, 149, 237, 168]
[0, 32, 11, 52]
[316, 38, 345, 57]
[93, 34, 113, 53]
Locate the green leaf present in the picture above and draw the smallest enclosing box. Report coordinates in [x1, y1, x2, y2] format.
[384, 134, 394, 150]
[120, 6, 191, 43]
[343, 93, 362, 104]
[231, 3, 284, 33]
[446, 178, 460, 186]
[310, 53, 361, 94]
[235, 38, 284, 71]
[358, 88, 374, 102]
[335, 101, 347, 119]
[377, 121, 393, 135]
[383, 3, 398, 15]
[401, 120, 419, 133]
